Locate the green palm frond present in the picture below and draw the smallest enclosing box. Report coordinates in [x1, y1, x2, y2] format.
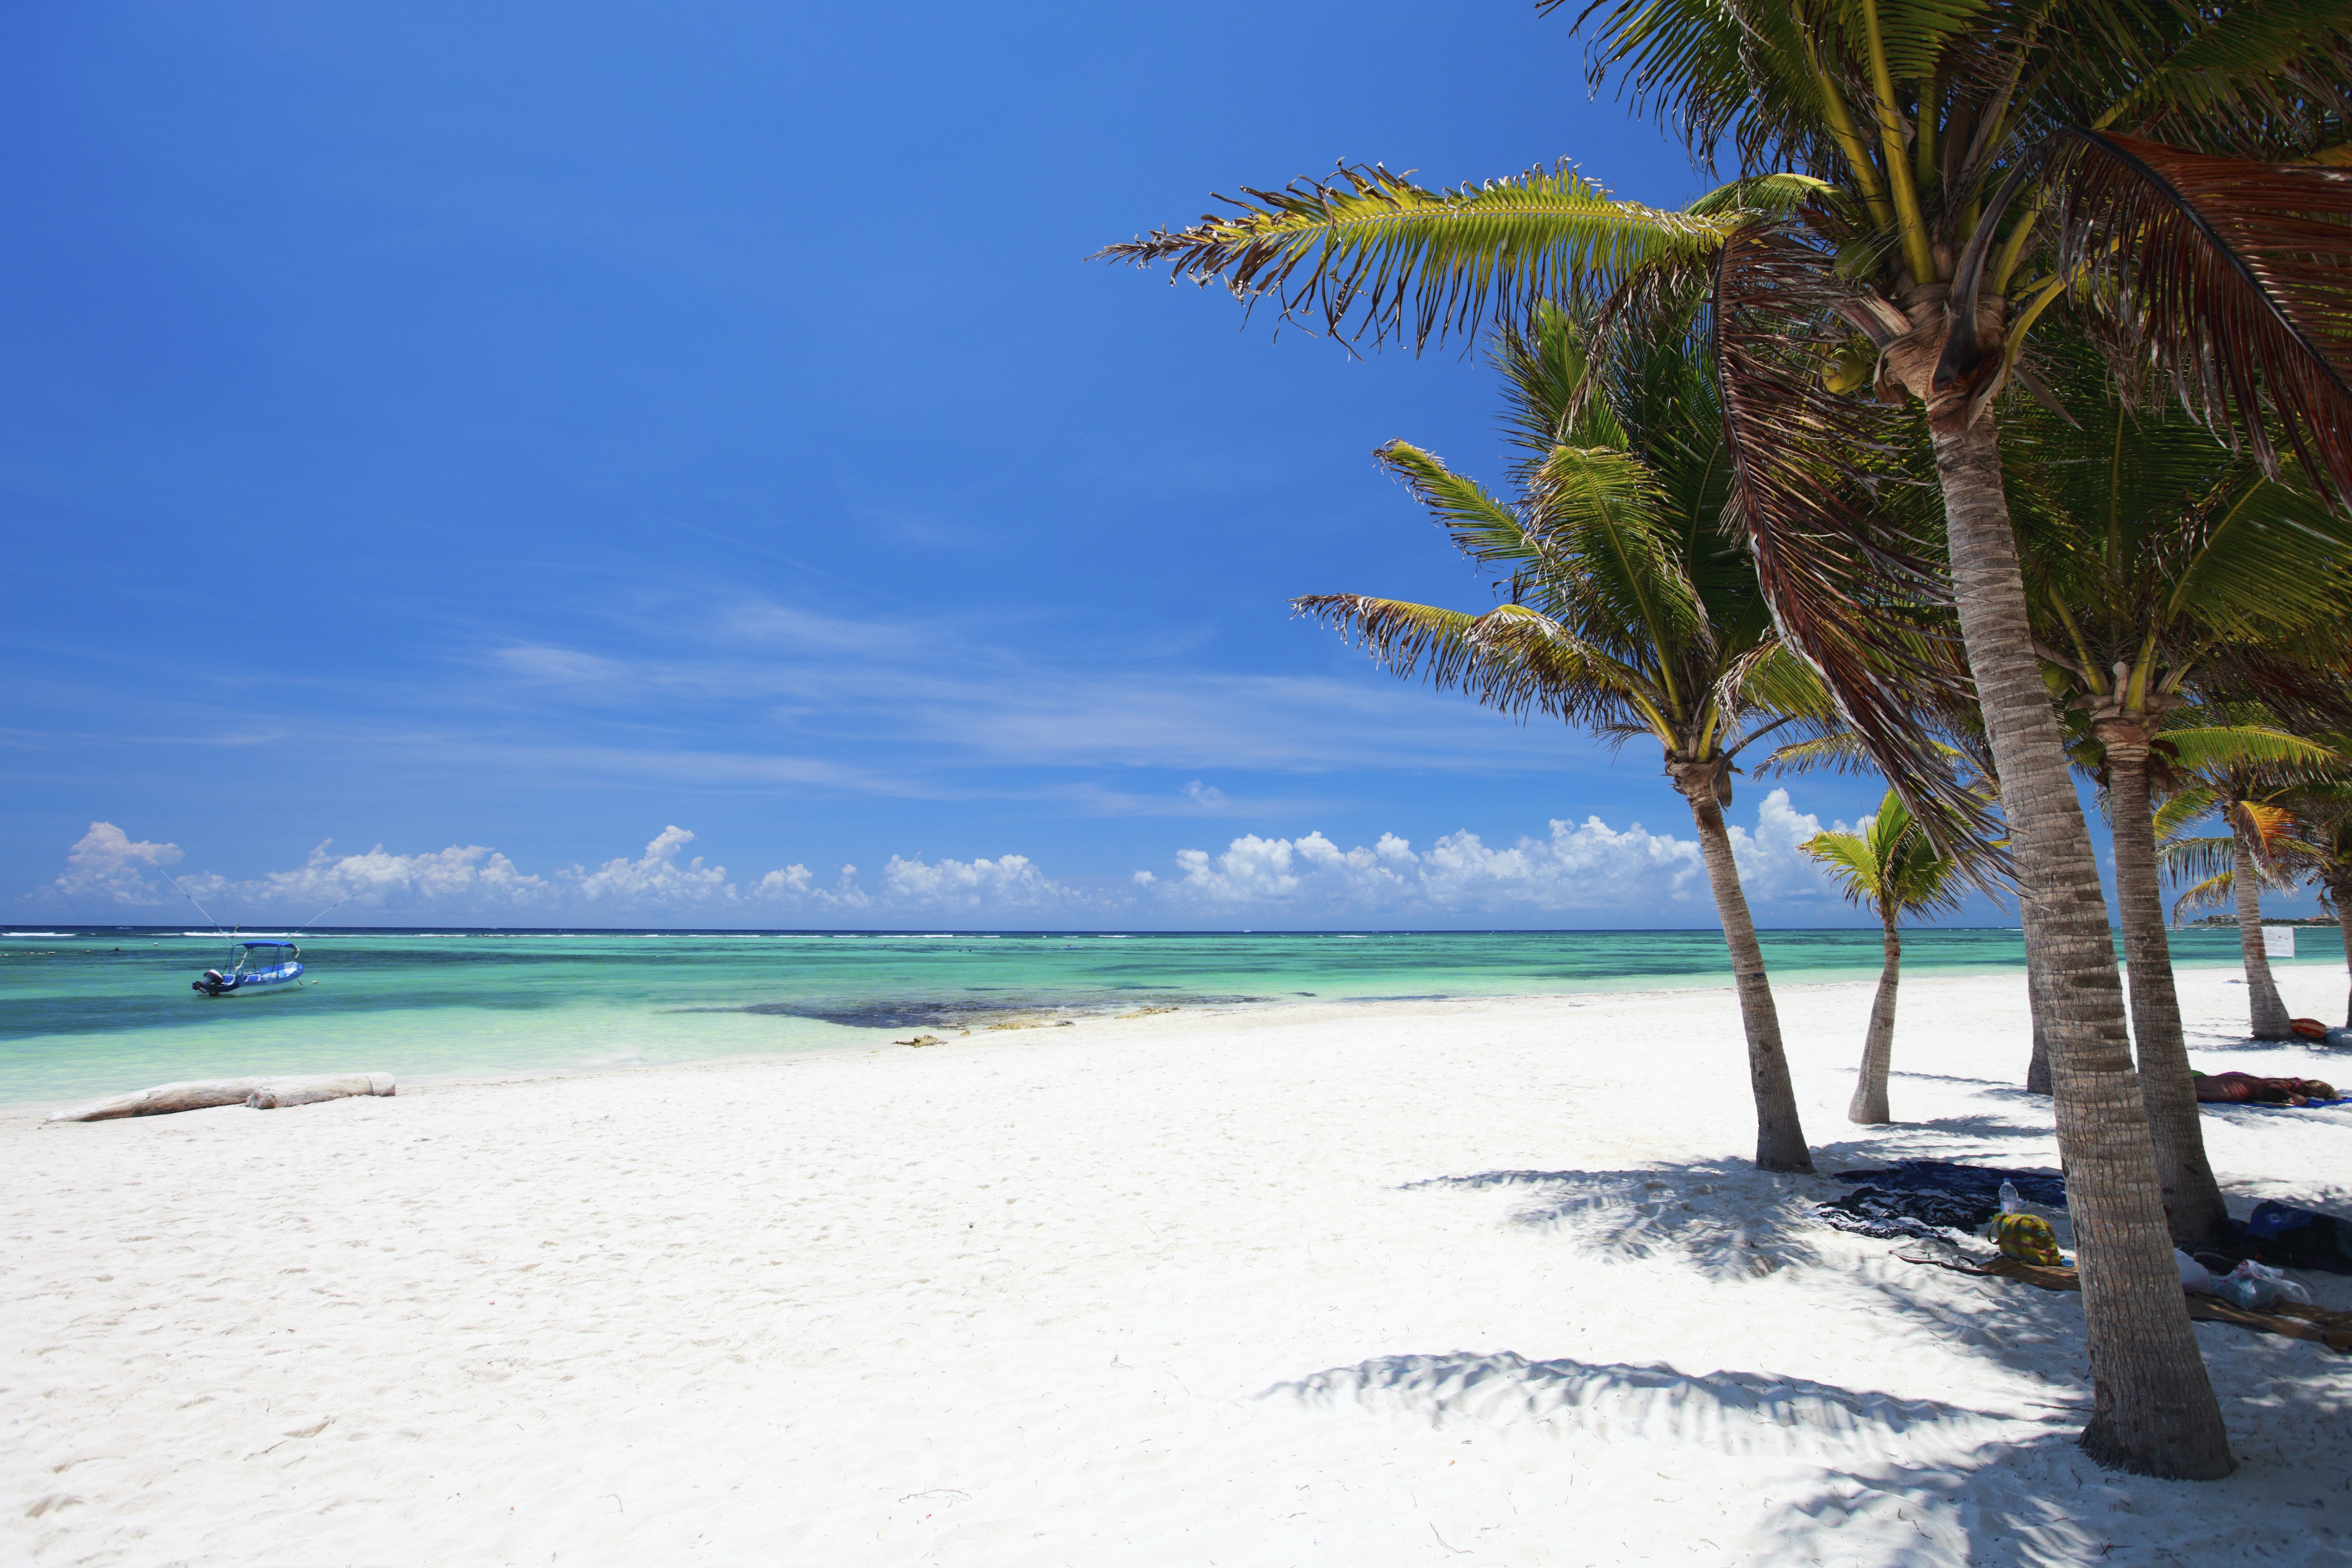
[2159, 726, 2343, 776]
[1288, 595, 1661, 736]
[1375, 441, 1547, 580]
[1802, 788, 1966, 921]
[1096, 162, 1745, 349]
[1683, 172, 1839, 216]
[1490, 303, 1619, 459]
[1803, 828, 1886, 903]
[1529, 443, 1703, 657]
[2171, 869, 2234, 924]
[2158, 835, 2237, 885]
[2151, 784, 2220, 842]
[1755, 732, 1879, 778]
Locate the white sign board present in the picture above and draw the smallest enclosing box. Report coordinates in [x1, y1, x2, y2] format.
[2262, 926, 2296, 960]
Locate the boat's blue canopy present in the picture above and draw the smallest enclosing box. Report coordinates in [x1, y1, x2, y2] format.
[238, 940, 298, 949]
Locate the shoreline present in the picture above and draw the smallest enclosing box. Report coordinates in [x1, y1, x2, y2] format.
[5, 956, 2345, 1124]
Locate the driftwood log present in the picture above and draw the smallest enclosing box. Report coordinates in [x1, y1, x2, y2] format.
[48, 1072, 396, 1122]
[246, 1073, 396, 1109]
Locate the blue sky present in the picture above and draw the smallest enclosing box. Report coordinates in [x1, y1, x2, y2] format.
[1, 3, 2277, 930]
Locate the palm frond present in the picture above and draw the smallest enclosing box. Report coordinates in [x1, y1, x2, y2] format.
[1375, 441, 1547, 580]
[2102, 1, 2352, 156]
[1755, 731, 1880, 778]
[2040, 131, 2352, 510]
[1802, 828, 1885, 904]
[1096, 162, 1743, 350]
[2158, 835, 2237, 884]
[1289, 595, 1655, 732]
[2159, 725, 2343, 775]
[1711, 222, 1996, 847]
[2151, 783, 2220, 841]
[2170, 868, 2234, 923]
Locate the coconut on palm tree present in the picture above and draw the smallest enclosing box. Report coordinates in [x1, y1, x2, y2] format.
[1295, 305, 1839, 1171]
[1099, 0, 2352, 1475]
[1802, 791, 1962, 1124]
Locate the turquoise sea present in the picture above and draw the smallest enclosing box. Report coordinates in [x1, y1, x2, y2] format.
[1, 924, 2336, 1109]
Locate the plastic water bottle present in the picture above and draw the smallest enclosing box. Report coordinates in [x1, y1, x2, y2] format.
[1998, 1180, 2022, 1215]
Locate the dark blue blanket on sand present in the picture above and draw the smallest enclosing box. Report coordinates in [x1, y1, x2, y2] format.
[1814, 1160, 2065, 1242]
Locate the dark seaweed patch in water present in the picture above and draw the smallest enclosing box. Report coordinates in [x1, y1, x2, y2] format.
[670, 994, 1268, 1029]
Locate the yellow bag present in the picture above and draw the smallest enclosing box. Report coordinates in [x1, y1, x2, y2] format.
[1996, 1211, 2062, 1266]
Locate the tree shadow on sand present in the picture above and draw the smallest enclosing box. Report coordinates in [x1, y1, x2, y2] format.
[1353, 1157, 2352, 1563]
[1400, 1165, 1829, 1278]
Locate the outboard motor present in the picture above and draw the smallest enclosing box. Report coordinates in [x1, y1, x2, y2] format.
[193, 969, 228, 997]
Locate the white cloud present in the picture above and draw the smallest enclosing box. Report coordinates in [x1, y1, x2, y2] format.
[1140, 790, 1845, 917]
[567, 826, 732, 905]
[34, 792, 1856, 926]
[53, 822, 185, 906]
[183, 841, 550, 915]
[878, 853, 1080, 911]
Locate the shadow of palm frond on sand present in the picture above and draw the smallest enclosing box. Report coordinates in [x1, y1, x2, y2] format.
[1401, 1165, 1831, 1279]
[1263, 1347, 2022, 1461]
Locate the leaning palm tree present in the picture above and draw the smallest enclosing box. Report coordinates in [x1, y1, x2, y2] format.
[1802, 791, 1963, 1124]
[1296, 305, 1846, 1172]
[1098, 0, 2352, 1476]
[2003, 343, 2352, 1239]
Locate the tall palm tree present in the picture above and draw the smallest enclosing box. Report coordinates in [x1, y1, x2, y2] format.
[1098, 1, 2352, 1476]
[1802, 790, 1963, 1124]
[1296, 306, 1832, 1171]
[2002, 345, 2352, 1240]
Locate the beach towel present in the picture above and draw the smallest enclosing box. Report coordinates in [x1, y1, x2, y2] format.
[1814, 1161, 2067, 1241]
[2191, 1071, 2343, 1107]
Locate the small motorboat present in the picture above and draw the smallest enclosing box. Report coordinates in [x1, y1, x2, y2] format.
[192, 939, 305, 997]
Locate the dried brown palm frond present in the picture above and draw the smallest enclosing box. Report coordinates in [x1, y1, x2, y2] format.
[1711, 224, 1996, 848]
[1960, 132, 2352, 506]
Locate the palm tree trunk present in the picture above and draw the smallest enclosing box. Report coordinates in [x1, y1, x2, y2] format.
[2026, 947, 2052, 1096]
[2332, 874, 2352, 1030]
[1932, 414, 2231, 1478]
[2232, 812, 2292, 1039]
[2101, 734, 2225, 1244]
[1672, 764, 1813, 1172]
[1847, 911, 1900, 1124]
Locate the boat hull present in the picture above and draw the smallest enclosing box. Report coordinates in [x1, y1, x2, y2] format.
[193, 962, 305, 997]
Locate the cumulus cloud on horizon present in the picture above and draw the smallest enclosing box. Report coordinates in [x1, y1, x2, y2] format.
[35, 793, 1858, 924]
[1133, 790, 1840, 915]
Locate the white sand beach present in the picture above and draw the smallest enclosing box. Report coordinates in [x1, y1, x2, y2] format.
[5, 965, 2350, 1567]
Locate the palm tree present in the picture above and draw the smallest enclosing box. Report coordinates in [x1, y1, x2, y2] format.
[2163, 768, 2321, 1036]
[2284, 785, 2352, 1028]
[1296, 305, 1832, 1171]
[2002, 346, 2352, 1239]
[1097, 1, 2352, 1476]
[1802, 791, 1963, 1123]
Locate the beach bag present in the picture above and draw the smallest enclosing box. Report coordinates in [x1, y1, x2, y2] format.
[2217, 1202, 2352, 1275]
[2175, 1250, 2215, 1295]
[1995, 1211, 2063, 1266]
[2291, 1017, 2330, 1039]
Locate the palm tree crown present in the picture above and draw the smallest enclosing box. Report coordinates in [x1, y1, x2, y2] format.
[1294, 303, 1817, 788]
